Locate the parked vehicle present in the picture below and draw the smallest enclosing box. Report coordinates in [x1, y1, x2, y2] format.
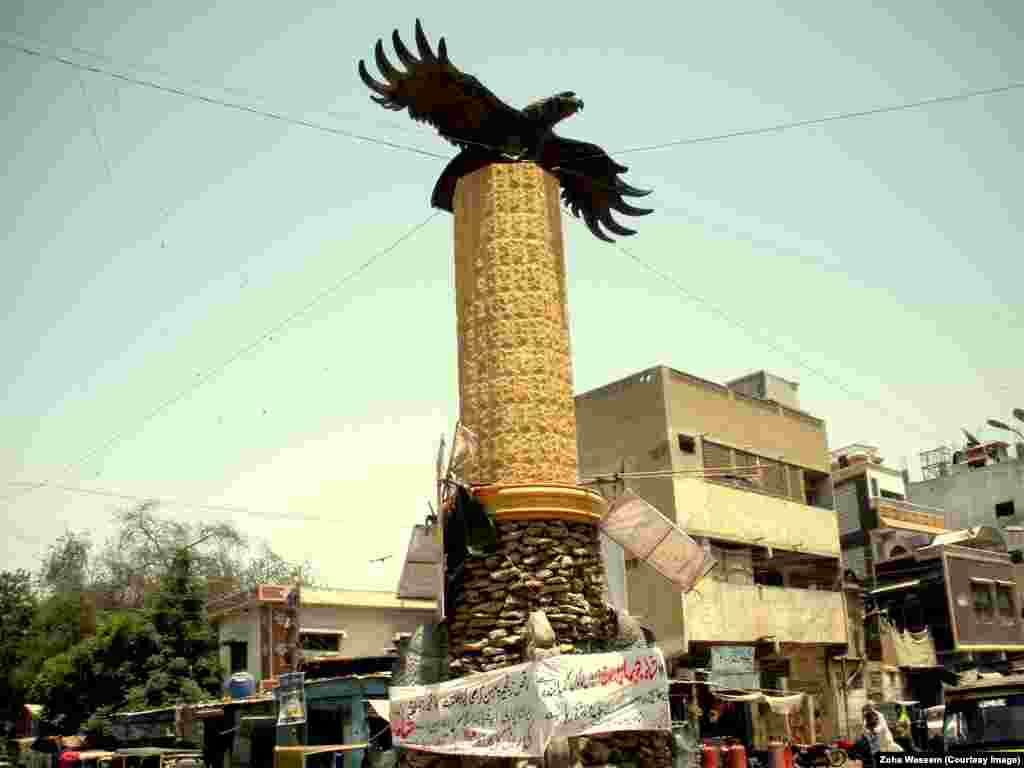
[943, 673, 1024, 752]
[792, 743, 847, 768]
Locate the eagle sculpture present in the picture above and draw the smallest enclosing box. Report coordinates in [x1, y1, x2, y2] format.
[358, 20, 653, 242]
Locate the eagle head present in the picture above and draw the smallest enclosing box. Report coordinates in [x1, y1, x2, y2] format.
[523, 91, 584, 127]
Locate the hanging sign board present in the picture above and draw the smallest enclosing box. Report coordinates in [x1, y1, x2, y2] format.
[276, 672, 306, 726]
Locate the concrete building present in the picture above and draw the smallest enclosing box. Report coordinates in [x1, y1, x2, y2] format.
[867, 526, 1024, 704]
[209, 584, 436, 684]
[910, 440, 1024, 533]
[576, 366, 849, 742]
[831, 443, 949, 585]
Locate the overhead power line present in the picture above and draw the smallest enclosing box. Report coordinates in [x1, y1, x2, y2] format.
[606, 81, 1024, 158]
[5, 35, 1020, 169]
[3, 210, 441, 511]
[3, 480, 350, 525]
[564, 215, 947, 444]
[0, 39, 450, 162]
[4, 30, 430, 141]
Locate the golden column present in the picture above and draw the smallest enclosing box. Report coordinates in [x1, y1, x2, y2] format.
[453, 161, 578, 487]
[446, 161, 613, 681]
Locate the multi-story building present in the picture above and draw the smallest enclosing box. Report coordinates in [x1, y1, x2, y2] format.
[831, 444, 949, 585]
[910, 440, 1024, 533]
[576, 366, 849, 741]
[866, 527, 1024, 703]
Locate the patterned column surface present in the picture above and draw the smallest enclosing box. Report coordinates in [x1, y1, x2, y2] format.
[453, 162, 577, 486]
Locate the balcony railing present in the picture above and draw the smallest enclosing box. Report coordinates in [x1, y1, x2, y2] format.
[684, 580, 848, 644]
[673, 477, 841, 557]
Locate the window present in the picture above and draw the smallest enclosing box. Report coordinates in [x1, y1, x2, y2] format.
[229, 641, 248, 674]
[300, 632, 343, 655]
[996, 501, 1016, 518]
[702, 440, 733, 471]
[972, 582, 995, 622]
[678, 434, 696, 454]
[870, 478, 879, 497]
[880, 490, 904, 500]
[996, 585, 1016, 622]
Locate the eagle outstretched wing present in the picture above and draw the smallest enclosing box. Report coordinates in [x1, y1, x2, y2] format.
[358, 20, 529, 153]
[542, 137, 653, 243]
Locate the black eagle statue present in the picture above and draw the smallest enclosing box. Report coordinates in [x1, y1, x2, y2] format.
[358, 20, 653, 242]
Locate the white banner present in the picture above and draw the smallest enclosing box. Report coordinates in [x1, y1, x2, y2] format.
[389, 649, 670, 757]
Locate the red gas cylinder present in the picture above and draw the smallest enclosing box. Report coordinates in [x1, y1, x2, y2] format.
[768, 742, 786, 768]
[703, 743, 722, 768]
[783, 745, 794, 768]
[728, 744, 748, 768]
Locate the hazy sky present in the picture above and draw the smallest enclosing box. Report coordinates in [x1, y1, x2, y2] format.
[2, 0, 1022, 589]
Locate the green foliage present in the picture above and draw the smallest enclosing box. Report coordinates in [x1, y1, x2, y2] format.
[17, 505, 310, 731]
[0, 569, 37, 720]
[29, 611, 160, 733]
[30, 548, 223, 734]
[38, 531, 93, 594]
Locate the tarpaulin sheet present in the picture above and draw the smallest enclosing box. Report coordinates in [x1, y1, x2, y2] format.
[388, 649, 671, 757]
[600, 490, 716, 593]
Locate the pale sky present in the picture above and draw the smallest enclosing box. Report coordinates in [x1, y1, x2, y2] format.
[2, 0, 1022, 589]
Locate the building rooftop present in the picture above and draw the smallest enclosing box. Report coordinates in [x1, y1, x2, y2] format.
[209, 585, 435, 618]
[576, 365, 824, 425]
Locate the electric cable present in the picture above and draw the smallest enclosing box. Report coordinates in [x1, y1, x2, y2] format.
[4, 30, 430, 141]
[3, 480, 352, 525]
[564, 215, 948, 445]
[0, 39, 450, 162]
[3, 211, 441, 510]
[597, 81, 1024, 160]
[614, 236, 947, 443]
[7, 35, 1020, 168]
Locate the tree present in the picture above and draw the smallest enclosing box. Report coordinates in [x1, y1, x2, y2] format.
[29, 611, 160, 735]
[0, 569, 37, 720]
[38, 531, 93, 594]
[31, 549, 224, 733]
[91, 503, 316, 608]
[11, 535, 95, 713]
[125, 548, 222, 710]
